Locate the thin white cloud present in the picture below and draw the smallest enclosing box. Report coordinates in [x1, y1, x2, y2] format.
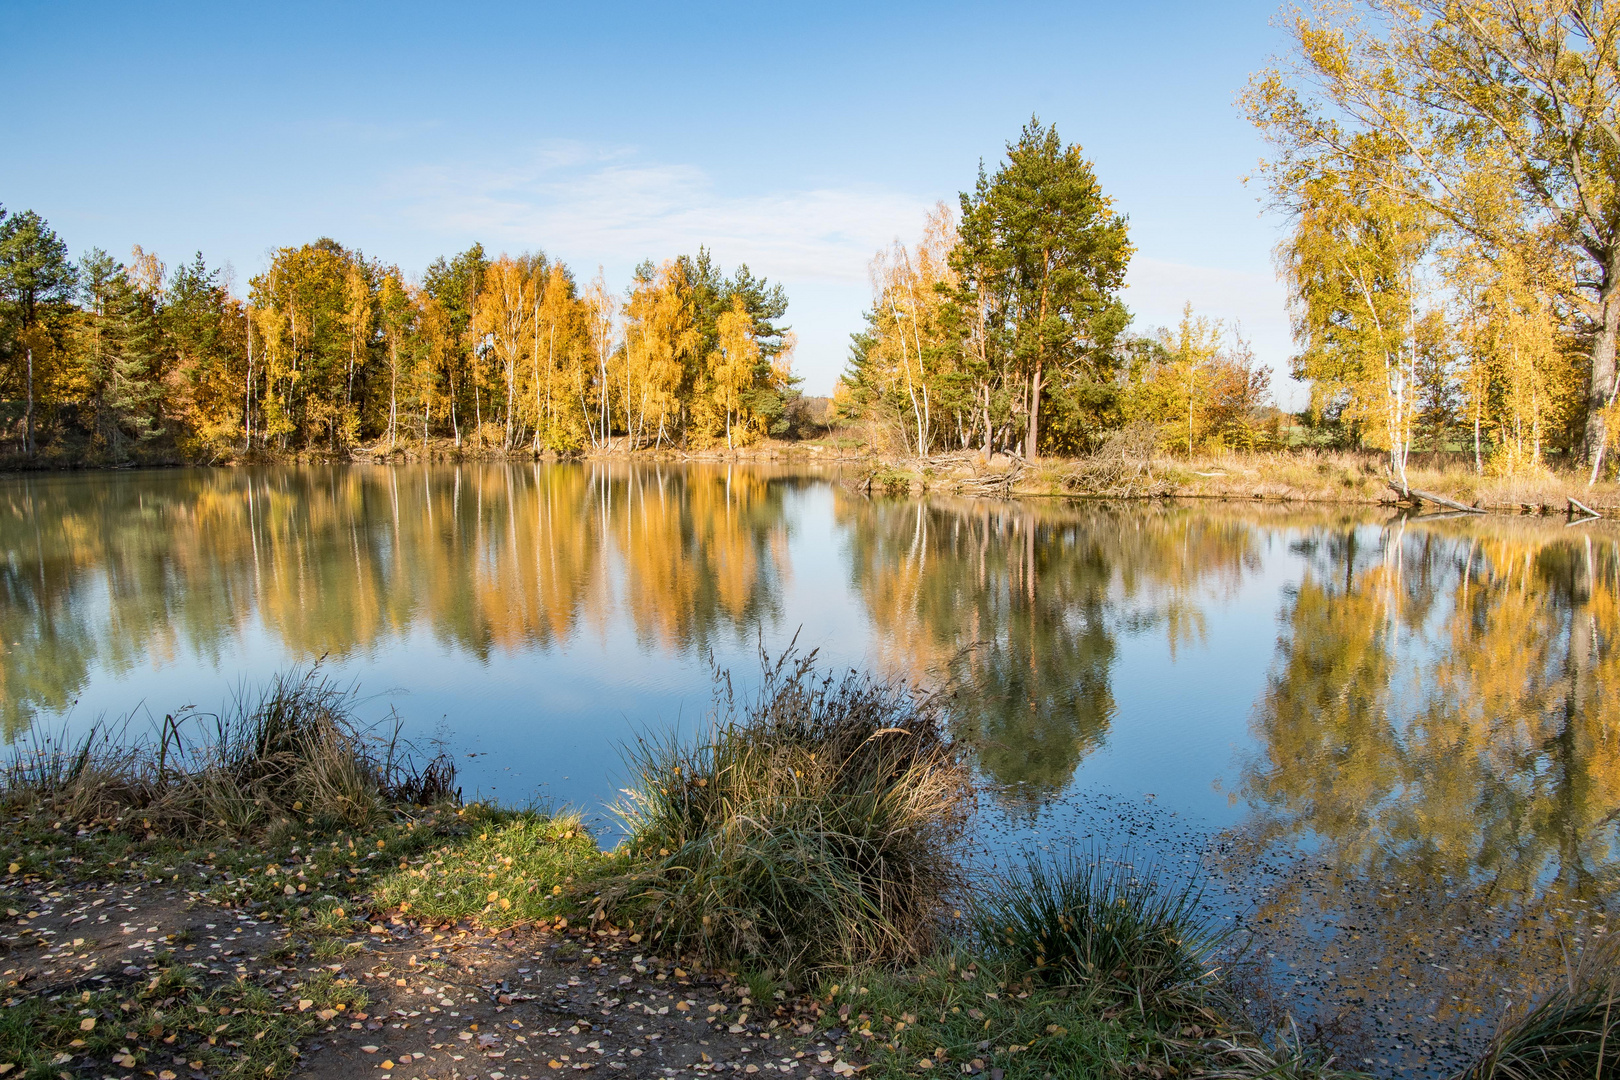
[387, 142, 931, 286]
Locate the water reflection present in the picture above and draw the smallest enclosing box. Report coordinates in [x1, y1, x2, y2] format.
[838, 497, 1265, 797]
[1237, 519, 1620, 1058]
[5, 465, 1620, 1069]
[0, 464, 798, 736]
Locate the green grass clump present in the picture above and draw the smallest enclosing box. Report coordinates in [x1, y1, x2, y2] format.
[602, 647, 972, 971]
[1457, 932, 1620, 1080]
[972, 851, 1227, 1017]
[370, 805, 605, 927]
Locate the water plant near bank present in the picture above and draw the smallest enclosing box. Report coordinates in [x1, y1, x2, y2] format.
[971, 850, 1227, 1018]
[1, 668, 457, 836]
[600, 646, 973, 970]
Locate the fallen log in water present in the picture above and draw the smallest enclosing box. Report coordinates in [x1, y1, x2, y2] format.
[1388, 482, 1484, 513]
[1570, 495, 1604, 520]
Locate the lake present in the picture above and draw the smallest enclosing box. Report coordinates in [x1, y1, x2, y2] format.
[2, 462, 1617, 1075]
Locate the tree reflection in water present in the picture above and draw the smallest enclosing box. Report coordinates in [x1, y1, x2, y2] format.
[1237, 519, 1620, 1059]
[6, 467, 1620, 1066]
[838, 496, 1264, 800]
[0, 463, 798, 737]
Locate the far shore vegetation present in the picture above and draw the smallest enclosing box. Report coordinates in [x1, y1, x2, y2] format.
[4, 656, 1619, 1080]
[7, 5, 1620, 517]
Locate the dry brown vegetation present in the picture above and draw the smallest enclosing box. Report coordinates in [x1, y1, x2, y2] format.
[1, 668, 456, 837]
[601, 647, 973, 971]
[849, 443, 1620, 516]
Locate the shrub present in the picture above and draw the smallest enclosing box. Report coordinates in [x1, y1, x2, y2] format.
[602, 646, 972, 971]
[972, 849, 1226, 1016]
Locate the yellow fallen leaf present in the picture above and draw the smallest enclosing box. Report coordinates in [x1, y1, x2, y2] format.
[0, 1064, 16, 1075]
[316, 1009, 337, 1021]
[548, 1061, 563, 1070]
[297, 999, 314, 1011]
[78, 1018, 95, 1031]
[159, 1072, 177, 1080]
[380, 1060, 394, 1070]
[488, 891, 500, 903]
[5, 864, 16, 874]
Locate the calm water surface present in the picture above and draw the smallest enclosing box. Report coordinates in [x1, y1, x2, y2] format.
[3, 463, 1618, 1074]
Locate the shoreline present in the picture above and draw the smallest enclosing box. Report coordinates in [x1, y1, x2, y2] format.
[4, 441, 1616, 520]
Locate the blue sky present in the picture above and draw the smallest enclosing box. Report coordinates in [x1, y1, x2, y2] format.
[1, 0, 1298, 402]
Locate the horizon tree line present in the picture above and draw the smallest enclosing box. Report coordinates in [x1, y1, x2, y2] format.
[0, 208, 798, 461]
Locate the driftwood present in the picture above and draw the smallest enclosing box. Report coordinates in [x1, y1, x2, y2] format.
[1569, 496, 1604, 520]
[1388, 482, 1483, 514]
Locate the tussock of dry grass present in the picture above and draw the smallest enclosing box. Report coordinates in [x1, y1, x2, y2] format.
[1453, 932, 1620, 1080]
[0, 667, 457, 837]
[601, 645, 973, 971]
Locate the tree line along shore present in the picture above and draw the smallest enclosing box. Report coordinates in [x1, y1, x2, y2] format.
[6, 3, 1620, 496]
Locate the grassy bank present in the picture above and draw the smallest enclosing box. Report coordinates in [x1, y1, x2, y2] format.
[3, 662, 1615, 1080]
[847, 446, 1620, 517]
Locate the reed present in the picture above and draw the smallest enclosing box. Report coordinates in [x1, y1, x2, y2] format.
[1453, 932, 1620, 1080]
[602, 645, 973, 971]
[0, 667, 457, 836]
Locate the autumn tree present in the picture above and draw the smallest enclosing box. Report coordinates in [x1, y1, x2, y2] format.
[1277, 142, 1436, 489]
[0, 206, 794, 461]
[0, 207, 77, 454]
[1247, 0, 1620, 481]
[472, 255, 536, 450]
[166, 253, 247, 457]
[423, 244, 488, 447]
[623, 260, 696, 448]
[846, 205, 970, 455]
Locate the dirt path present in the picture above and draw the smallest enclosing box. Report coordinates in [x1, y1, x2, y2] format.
[1, 878, 860, 1080]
